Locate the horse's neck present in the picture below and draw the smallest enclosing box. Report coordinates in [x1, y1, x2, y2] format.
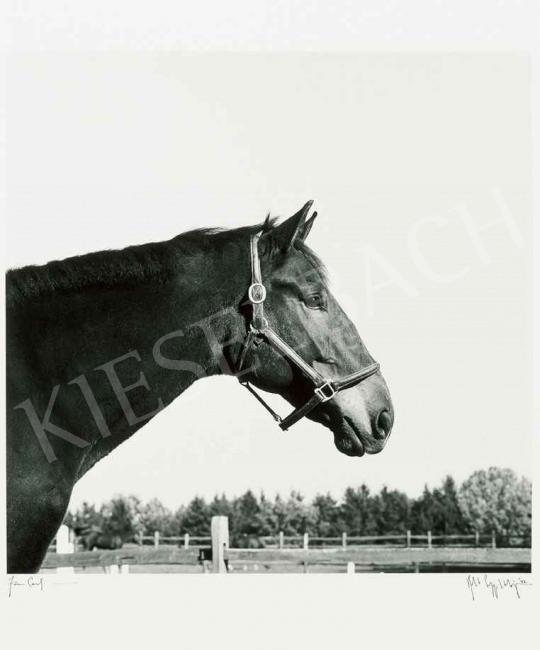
[81, 244, 245, 466]
[17, 236, 247, 478]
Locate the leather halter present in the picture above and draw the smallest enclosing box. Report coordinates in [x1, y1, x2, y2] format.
[236, 232, 380, 431]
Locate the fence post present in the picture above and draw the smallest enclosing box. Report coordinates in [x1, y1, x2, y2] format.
[346, 562, 355, 574]
[278, 531, 284, 549]
[211, 516, 229, 573]
[342, 532, 347, 550]
[154, 531, 160, 548]
[475, 531, 479, 547]
[427, 531, 432, 549]
[56, 525, 74, 575]
[303, 533, 309, 550]
[491, 531, 496, 549]
[184, 533, 190, 549]
[406, 530, 411, 548]
[57, 525, 73, 553]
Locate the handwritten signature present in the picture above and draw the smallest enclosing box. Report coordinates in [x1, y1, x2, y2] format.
[466, 574, 532, 601]
[8, 575, 45, 598]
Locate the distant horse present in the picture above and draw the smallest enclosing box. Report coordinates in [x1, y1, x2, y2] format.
[6, 201, 394, 572]
[234, 535, 265, 549]
[72, 525, 123, 551]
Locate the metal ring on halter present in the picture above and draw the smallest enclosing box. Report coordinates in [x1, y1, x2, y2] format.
[248, 282, 266, 304]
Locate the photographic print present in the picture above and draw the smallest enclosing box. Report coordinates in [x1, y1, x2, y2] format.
[3, 3, 537, 648]
[6, 52, 532, 577]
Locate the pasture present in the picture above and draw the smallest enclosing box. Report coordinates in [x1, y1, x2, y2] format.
[41, 518, 531, 574]
[41, 543, 531, 574]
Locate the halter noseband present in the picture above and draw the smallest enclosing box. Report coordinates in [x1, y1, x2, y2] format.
[236, 232, 380, 431]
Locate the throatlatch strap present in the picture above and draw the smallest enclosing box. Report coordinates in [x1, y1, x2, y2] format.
[240, 382, 282, 423]
[236, 329, 257, 375]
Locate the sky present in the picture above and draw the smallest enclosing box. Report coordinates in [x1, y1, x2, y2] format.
[5, 52, 532, 509]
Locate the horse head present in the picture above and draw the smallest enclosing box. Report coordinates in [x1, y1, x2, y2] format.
[233, 201, 394, 458]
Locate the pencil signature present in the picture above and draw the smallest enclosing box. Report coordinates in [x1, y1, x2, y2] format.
[8, 575, 45, 598]
[466, 574, 532, 601]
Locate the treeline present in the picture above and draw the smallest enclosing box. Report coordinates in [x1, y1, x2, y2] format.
[65, 467, 531, 546]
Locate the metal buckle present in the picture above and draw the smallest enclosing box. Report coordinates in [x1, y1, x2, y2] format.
[314, 381, 336, 403]
[248, 282, 266, 304]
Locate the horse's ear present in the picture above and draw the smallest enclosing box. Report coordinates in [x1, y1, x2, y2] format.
[271, 200, 314, 252]
[298, 211, 317, 242]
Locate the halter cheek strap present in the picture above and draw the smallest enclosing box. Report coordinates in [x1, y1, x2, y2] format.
[236, 232, 380, 431]
[247, 233, 267, 330]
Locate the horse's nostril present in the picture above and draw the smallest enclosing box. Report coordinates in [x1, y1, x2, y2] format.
[375, 409, 393, 439]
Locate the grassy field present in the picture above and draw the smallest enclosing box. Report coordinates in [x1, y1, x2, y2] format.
[40, 545, 531, 574]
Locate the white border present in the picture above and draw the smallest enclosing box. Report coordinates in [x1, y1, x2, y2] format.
[2, 2, 538, 648]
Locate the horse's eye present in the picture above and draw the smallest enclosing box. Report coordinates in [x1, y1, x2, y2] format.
[304, 293, 325, 310]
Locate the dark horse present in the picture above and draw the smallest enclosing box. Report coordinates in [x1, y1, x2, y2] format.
[6, 201, 394, 572]
[71, 526, 123, 551]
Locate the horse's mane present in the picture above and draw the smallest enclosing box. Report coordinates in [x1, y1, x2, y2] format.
[6, 216, 326, 308]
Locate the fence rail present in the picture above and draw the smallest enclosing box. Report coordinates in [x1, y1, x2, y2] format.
[55, 529, 530, 553]
[258, 531, 530, 549]
[138, 533, 211, 548]
[43, 520, 531, 574]
[42, 545, 532, 574]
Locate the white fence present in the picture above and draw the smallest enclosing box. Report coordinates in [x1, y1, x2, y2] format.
[47, 518, 530, 574]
